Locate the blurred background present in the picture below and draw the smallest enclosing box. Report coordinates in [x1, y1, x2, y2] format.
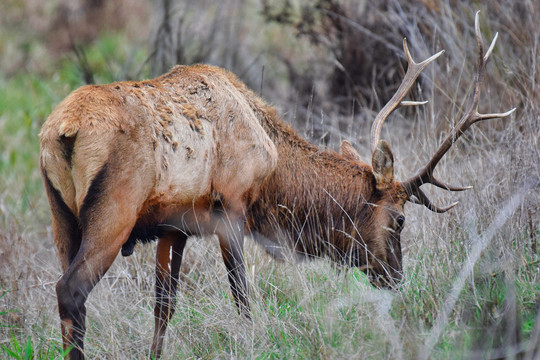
[0, 0, 538, 358]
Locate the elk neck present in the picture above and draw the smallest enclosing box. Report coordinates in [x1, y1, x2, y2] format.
[247, 109, 381, 262]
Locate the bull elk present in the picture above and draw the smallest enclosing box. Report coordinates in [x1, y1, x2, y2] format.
[40, 13, 513, 359]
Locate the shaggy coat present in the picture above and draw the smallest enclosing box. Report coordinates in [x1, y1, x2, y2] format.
[40, 64, 404, 359]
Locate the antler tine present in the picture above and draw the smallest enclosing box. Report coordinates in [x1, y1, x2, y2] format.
[402, 11, 516, 212]
[401, 100, 429, 106]
[370, 38, 444, 153]
[430, 176, 473, 192]
[410, 187, 459, 213]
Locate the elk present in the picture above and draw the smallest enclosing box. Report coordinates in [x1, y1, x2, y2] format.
[40, 13, 513, 359]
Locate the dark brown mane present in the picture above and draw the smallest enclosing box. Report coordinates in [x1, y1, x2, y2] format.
[219, 68, 380, 263]
[247, 120, 378, 263]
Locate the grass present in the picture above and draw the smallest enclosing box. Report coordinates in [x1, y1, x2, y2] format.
[1, 0, 539, 359]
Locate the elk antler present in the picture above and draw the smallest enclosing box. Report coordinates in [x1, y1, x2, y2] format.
[401, 11, 516, 213]
[370, 39, 444, 153]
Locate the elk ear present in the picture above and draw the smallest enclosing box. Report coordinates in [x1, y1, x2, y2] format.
[372, 140, 394, 190]
[340, 140, 367, 165]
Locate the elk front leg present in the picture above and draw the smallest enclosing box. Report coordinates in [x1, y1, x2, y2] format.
[217, 216, 250, 317]
[150, 230, 187, 359]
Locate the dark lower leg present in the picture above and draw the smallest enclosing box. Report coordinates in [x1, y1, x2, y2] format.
[218, 218, 250, 317]
[151, 232, 187, 359]
[57, 275, 88, 360]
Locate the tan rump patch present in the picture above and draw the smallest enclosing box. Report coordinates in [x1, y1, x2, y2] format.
[58, 122, 79, 137]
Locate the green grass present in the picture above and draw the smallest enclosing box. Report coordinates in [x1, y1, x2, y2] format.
[0, 73, 57, 221]
[1, 333, 70, 360]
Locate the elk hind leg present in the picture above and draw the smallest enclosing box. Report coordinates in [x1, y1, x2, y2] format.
[41, 169, 82, 271]
[57, 221, 136, 359]
[56, 185, 142, 359]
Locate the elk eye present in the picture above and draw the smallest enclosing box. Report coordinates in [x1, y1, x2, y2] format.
[396, 215, 405, 229]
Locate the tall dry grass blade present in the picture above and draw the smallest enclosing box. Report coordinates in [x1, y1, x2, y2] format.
[420, 178, 540, 360]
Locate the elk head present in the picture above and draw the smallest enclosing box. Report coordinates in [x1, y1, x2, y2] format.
[346, 12, 514, 287]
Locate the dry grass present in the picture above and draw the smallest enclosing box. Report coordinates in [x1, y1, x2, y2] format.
[1, 0, 539, 359]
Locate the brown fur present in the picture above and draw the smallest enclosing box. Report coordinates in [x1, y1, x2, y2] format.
[243, 101, 406, 278]
[40, 64, 406, 359]
[214, 68, 406, 278]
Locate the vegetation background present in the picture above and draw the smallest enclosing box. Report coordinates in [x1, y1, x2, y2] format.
[0, 0, 538, 358]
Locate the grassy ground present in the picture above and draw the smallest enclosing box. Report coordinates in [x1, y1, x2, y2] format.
[1, 0, 539, 359]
